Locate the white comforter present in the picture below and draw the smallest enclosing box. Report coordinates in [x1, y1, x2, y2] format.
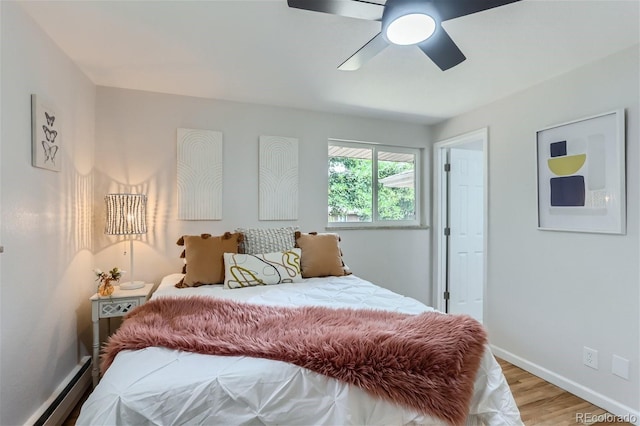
[78, 274, 522, 425]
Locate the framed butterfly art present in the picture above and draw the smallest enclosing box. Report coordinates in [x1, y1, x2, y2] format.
[31, 94, 61, 171]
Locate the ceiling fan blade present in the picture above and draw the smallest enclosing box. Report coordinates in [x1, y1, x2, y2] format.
[338, 32, 389, 71]
[417, 26, 465, 71]
[287, 0, 385, 21]
[434, 0, 522, 22]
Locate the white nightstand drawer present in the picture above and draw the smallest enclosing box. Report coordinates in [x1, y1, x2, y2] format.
[98, 298, 140, 318]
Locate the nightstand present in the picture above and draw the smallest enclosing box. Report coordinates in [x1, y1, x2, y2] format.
[90, 283, 154, 387]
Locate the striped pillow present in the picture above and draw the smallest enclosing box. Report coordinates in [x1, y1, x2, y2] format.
[235, 227, 298, 254]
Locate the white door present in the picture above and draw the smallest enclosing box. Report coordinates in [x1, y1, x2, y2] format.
[448, 147, 484, 322]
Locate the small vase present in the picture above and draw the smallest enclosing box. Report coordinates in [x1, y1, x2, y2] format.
[98, 279, 115, 297]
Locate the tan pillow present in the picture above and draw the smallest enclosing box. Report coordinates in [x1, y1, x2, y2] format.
[176, 232, 243, 287]
[295, 232, 346, 278]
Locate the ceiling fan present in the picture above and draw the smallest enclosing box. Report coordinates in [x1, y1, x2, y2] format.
[287, 0, 521, 71]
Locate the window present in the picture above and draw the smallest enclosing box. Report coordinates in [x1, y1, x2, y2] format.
[328, 140, 421, 227]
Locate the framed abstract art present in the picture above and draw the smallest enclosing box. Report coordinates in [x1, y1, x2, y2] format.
[259, 135, 299, 221]
[176, 128, 223, 220]
[536, 110, 625, 234]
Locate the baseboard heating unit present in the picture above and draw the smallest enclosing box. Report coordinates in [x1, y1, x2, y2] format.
[26, 356, 92, 426]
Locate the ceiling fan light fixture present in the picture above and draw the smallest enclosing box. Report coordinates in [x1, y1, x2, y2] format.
[385, 13, 436, 45]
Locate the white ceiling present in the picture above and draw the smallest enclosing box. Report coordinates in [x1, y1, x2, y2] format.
[18, 0, 640, 124]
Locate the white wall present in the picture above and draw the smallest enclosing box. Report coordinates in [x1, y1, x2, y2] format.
[432, 46, 640, 417]
[0, 3, 96, 425]
[93, 87, 432, 304]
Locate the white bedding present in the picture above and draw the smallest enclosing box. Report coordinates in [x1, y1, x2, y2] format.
[78, 274, 522, 425]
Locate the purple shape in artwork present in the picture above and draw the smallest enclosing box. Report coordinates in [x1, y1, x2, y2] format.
[550, 141, 567, 158]
[550, 175, 585, 206]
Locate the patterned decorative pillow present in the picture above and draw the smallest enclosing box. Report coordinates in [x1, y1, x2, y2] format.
[223, 248, 302, 289]
[295, 232, 349, 278]
[235, 227, 298, 254]
[175, 232, 243, 287]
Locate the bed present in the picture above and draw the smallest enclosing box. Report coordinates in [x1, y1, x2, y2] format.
[79, 229, 521, 425]
[77, 272, 522, 425]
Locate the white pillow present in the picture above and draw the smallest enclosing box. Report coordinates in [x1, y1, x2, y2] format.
[223, 248, 302, 289]
[235, 227, 298, 254]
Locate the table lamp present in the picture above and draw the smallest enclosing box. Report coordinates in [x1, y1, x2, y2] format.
[104, 193, 147, 290]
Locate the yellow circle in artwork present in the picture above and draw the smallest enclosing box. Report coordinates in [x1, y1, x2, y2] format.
[547, 154, 586, 176]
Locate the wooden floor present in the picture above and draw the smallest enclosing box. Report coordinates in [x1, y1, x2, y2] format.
[497, 359, 632, 426]
[64, 358, 632, 425]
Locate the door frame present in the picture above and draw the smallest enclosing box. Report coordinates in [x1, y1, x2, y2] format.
[433, 128, 488, 314]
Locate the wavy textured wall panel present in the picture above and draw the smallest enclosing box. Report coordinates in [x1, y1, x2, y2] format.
[259, 136, 298, 220]
[177, 128, 223, 220]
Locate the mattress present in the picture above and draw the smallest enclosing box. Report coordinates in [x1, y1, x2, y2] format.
[77, 274, 522, 425]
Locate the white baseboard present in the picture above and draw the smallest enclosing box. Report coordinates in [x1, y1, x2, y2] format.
[492, 345, 639, 426]
[25, 356, 92, 426]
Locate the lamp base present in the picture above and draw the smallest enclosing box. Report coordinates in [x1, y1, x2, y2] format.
[119, 281, 145, 290]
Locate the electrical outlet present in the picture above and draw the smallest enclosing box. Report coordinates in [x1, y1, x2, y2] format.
[583, 347, 598, 369]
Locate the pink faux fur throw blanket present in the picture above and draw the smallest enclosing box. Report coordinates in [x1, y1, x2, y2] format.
[101, 296, 487, 425]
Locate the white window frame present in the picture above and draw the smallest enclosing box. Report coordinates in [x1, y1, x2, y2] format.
[327, 139, 422, 229]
